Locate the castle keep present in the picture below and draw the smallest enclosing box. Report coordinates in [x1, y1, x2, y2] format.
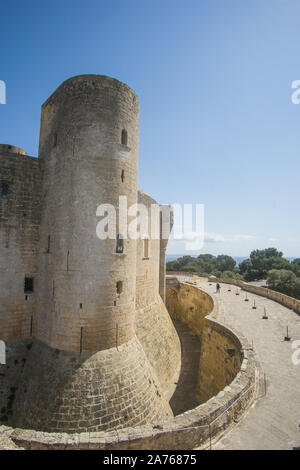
[0, 75, 181, 432]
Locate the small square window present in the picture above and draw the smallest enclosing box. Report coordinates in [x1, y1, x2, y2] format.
[24, 277, 34, 293]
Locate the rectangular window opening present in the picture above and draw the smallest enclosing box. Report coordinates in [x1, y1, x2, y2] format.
[24, 277, 34, 294]
[143, 237, 149, 259]
[1, 183, 8, 196]
[116, 281, 123, 295]
[116, 234, 124, 254]
[47, 235, 50, 253]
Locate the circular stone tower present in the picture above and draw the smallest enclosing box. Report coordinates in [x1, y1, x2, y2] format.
[13, 75, 172, 432]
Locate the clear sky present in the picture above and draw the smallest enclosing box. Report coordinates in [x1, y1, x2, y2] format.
[1, 0, 300, 257]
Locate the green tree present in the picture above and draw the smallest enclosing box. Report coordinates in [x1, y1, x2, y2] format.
[291, 258, 300, 277]
[215, 255, 236, 272]
[240, 248, 287, 281]
[267, 269, 297, 296]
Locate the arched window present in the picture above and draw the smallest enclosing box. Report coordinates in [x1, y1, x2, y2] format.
[121, 129, 128, 146]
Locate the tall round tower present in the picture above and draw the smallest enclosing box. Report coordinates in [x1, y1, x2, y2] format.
[36, 75, 139, 351]
[13, 75, 172, 432]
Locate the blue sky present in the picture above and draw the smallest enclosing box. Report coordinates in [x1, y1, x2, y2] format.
[1, 0, 300, 257]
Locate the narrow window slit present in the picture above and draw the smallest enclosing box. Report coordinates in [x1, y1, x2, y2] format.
[121, 129, 127, 146]
[116, 281, 123, 295]
[47, 235, 50, 253]
[116, 234, 124, 254]
[80, 327, 83, 354]
[143, 237, 149, 258]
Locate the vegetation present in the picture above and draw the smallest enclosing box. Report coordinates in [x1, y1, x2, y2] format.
[166, 248, 300, 300]
[166, 254, 242, 279]
[267, 269, 300, 299]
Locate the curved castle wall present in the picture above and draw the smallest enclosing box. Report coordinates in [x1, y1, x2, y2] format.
[36, 74, 139, 351]
[135, 191, 181, 400]
[11, 75, 173, 432]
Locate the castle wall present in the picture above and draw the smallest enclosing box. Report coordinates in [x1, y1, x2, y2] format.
[36, 75, 139, 352]
[0, 339, 32, 425]
[12, 75, 174, 433]
[135, 191, 181, 400]
[196, 318, 244, 403]
[12, 338, 172, 433]
[166, 283, 213, 340]
[0, 150, 42, 341]
[8, 290, 258, 450]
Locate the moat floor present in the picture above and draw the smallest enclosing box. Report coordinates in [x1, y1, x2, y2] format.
[195, 279, 300, 450]
[169, 318, 201, 415]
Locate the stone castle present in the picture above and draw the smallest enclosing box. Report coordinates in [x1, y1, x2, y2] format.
[1, 75, 298, 451]
[0, 75, 182, 432]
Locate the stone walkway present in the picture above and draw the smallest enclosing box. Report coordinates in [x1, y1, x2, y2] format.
[196, 279, 300, 450]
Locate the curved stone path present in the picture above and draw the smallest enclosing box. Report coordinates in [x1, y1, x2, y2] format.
[195, 278, 300, 450]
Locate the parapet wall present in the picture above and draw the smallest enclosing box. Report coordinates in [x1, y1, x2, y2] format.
[166, 282, 213, 340]
[167, 272, 300, 315]
[197, 318, 243, 403]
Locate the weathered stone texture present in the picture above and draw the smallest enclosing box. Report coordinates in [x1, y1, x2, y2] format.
[12, 337, 172, 433]
[0, 340, 32, 425]
[166, 282, 213, 339]
[135, 191, 181, 400]
[196, 318, 243, 403]
[36, 75, 140, 352]
[0, 151, 42, 340]
[0, 75, 178, 433]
